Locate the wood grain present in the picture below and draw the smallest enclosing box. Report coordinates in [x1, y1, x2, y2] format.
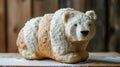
[0, 0, 119, 52]
[0, 0, 5, 52]
[7, 0, 32, 52]
[33, 0, 58, 17]
[109, 0, 120, 52]
[73, 0, 86, 12]
[0, 52, 120, 66]
[58, 0, 73, 8]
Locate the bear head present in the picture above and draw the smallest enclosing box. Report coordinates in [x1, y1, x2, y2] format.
[62, 8, 97, 42]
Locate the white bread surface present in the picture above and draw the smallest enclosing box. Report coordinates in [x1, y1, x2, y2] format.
[23, 17, 41, 58]
[17, 17, 42, 59]
[16, 8, 96, 63]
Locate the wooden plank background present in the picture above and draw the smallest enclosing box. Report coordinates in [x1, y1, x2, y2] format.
[33, 0, 58, 17]
[0, 0, 120, 52]
[7, 0, 32, 52]
[109, 0, 120, 52]
[0, 0, 5, 52]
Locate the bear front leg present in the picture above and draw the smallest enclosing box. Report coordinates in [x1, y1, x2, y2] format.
[54, 52, 82, 64]
[78, 50, 89, 62]
[54, 50, 89, 63]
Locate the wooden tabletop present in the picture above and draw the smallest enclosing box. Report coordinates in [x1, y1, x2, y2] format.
[0, 52, 120, 66]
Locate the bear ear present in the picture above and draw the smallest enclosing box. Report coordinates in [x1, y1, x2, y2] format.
[64, 12, 74, 22]
[64, 13, 69, 22]
[85, 10, 97, 21]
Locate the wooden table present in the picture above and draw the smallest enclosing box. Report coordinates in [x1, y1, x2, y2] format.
[0, 52, 120, 66]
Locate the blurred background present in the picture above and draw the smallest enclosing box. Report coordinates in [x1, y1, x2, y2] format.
[0, 0, 120, 53]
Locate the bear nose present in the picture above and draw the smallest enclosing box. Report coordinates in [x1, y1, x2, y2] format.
[81, 31, 89, 36]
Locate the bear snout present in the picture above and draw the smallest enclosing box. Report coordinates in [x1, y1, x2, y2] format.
[81, 31, 89, 36]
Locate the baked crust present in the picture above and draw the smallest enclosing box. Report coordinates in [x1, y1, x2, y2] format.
[16, 29, 40, 59]
[38, 14, 54, 58]
[16, 8, 96, 64]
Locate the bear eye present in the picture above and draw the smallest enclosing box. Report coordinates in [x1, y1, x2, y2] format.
[74, 24, 77, 27]
[89, 23, 91, 26]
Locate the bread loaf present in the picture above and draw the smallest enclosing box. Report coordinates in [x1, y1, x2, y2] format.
[16, 8, 96, 63]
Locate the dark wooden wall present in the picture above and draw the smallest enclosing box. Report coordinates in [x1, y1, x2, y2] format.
[0, 0, 120, 52]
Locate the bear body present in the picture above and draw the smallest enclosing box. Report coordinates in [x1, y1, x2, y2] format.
[16, 8, 96, 63]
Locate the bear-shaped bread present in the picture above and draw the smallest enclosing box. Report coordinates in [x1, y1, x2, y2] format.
[16, 8, 96, 63]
